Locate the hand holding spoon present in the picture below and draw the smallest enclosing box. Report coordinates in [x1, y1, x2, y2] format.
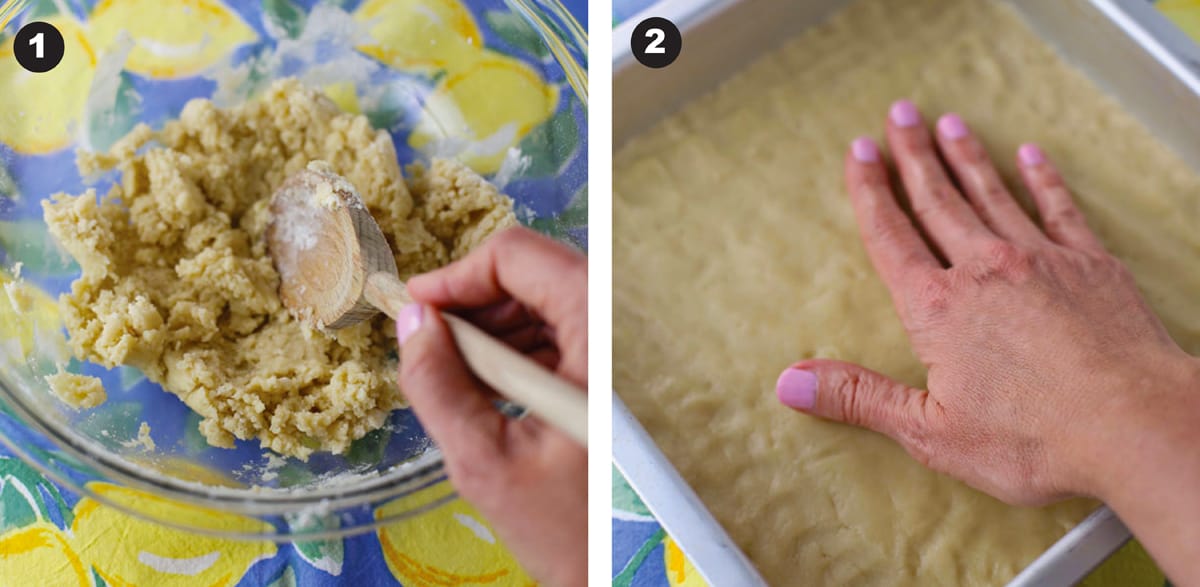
[266, 162, 588, 447]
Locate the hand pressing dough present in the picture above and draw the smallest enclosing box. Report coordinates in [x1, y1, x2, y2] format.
[615, 0, 1200, 584]
[43, 79, 516, 459]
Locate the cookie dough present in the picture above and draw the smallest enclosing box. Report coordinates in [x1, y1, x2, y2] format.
[45, 372, 106, 409]
[124, 422, 156, 452]
[43, 79, 516, 459]
[614, 0, 1200, 584]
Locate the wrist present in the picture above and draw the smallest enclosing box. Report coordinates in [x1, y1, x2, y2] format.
[1066, 351, 1200, 503]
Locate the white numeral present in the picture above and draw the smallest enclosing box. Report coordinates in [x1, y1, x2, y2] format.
[29, 32, 44, 59]
[645, 28, 666, 54]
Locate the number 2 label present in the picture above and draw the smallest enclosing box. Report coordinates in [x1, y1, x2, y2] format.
[644, 28, 666, 54]
[632, 17, 681, 69]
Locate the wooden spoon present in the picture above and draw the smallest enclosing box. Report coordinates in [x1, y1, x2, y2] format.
[266, 162, 588, 447]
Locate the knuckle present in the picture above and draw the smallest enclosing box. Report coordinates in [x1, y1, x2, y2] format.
[896, 399, 939, 466]
[831, 371, 869, 427]
[911, 273, 954, 313]
[983, 241, 1034, 278]
[929, 182, 961, 205]
[1100, 254, 1131, 277]
[867, 215, 909, 245]
[911, 184, 961, 221]
[1043, 203, 1084, 234]
[957, 140, 990, 167]
[1036, 169, 1067, 192]
[980, 181, 1010, 205]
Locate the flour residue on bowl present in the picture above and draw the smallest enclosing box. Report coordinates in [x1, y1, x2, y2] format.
[209, 3, 380, 107]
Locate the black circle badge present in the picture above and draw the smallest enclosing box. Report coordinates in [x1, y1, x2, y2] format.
[13, 21, 66, 73]
[631, 17, 681, 69]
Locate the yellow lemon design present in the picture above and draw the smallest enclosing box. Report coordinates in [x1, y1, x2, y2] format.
[1159, 0, 1200, 41]
[0, 522, 90, 586]
[87, 0, 257, 79]
[664, 538, 707, 587]
[0, 17, 96, 154]
[0, 271, 70, 365]
[73, 483, 276, 586]
[355, 0, 483, 74]
[375, 484, 535, 586]
[410, 55, 559, 174]
[323, 81, 363, 115]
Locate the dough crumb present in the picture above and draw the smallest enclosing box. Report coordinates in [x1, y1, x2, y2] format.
[42, 78, 516, 459]
[122, 422, 156, 452]
[45, 372, 106, 409]
[3, 281, 32, 313]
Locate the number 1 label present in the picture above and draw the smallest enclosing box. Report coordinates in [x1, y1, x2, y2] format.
[29, 32, 44, 59]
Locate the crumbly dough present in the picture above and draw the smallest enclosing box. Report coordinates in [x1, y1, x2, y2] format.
[45, 372, 106, 409]
[125, 422, 156, 452]
[43, 79, 516, 459]
[615, 0, 1200, 584]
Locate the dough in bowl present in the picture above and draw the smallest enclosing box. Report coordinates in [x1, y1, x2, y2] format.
[44, 79, 517, 459]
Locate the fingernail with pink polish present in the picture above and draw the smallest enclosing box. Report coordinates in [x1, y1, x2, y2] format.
[889, 99, 920, 128]
[851, 137, 879, 163]
[776, 368, 817, 410]
[396, 305, 425, 344]
[937, 113, 968, 140]
[1018, 143, 1045, 167]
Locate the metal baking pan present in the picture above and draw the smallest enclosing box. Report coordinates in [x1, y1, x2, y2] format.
[612, 0, 1200, 584]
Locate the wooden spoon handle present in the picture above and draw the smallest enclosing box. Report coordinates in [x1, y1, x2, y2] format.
[365, 272, 588, 447]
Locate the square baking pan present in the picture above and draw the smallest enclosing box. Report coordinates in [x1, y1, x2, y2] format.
[612, 0, 1200, 584]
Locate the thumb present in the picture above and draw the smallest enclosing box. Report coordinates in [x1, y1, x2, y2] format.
[397, 304, 505, 461]
[775, 359, 931, 443]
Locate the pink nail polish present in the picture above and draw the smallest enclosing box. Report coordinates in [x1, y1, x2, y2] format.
[395, 305, 425, 344]
[889, 99, 920, 128]
[851, 137, 879, 163]
[937, 114, 968, 140]
[1018, 143, 1045, 166]
[776, 368, 817, 410]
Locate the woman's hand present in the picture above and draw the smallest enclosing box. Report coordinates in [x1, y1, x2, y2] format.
[396, 227, 587, 587]
[774, 101, 1200, 583]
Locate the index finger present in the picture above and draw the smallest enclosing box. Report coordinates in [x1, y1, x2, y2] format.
[407, 227, 587, 330]
[844, 137, 941, 302]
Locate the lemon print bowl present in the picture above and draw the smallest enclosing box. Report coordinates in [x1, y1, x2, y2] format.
[0, 0, 586, 539]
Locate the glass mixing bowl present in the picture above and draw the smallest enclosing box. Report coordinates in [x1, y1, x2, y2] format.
[0, 0, 586, 539]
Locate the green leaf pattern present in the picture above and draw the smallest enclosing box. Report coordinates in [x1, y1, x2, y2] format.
[268, 565, 298, 587]
[517, 98, 580, 178]
[262, 0, 307, 39]
[85, 72, 142, 154]
[611, 465, 653, 520]
[0, 163, 16, 201]
[0, 457, 73, 530]
[0, 219, 78, 275]
[532, 185, 586, 247]
[286, 512, 344, 576]
[485, 10, 551, 60]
